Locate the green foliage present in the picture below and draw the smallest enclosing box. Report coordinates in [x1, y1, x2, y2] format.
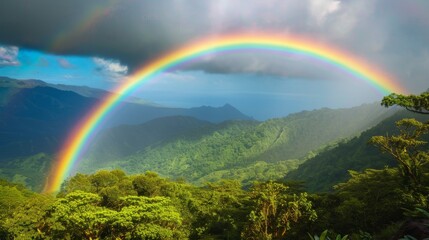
[241, 181, 317, 240]
[381, 92, 429, 114]
[0, 171, 317, 239]
[132, 171, 168, 197]
[0, 179, 35, 238]
[185, 180, 250, 239]
[55, 170, 252, 239]
[0, 165, 427, 239]
[0, 185, 27, 216]
[196, 160, 302, 186]
[370, 92, 429, 210]
[4, 92, 429, 239]
[79, 103, 390, 188]
[0, 153, 52, 191]
[334, 168, 413, 233]
[370, 118, 429, 197]
[285, 109, 428, 192]
[3, 193, 54, 239]
[308, 230, 349, 240]
[1, 102, 391, 192]
[42, 191, 184, 239]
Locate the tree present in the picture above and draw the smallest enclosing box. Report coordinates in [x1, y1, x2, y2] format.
[0, 185, 27, 217]
[43, 191, 186, 239]
[132, 171, 167, 197]
[381, 92, 429, 114]
[241, 181, 317, 240]
[371, 92, 429, 205]
[187, 180, 249, 239]
[113, 196, 185, 239]
[4, 194, 55, 240]
[371, 119, 429, 191]
[334, 168, 413, 233]
[44, 191, 115, 239]
[60, 170, 137, 208]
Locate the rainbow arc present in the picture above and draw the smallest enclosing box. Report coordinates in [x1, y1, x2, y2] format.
[43, 33, 406, 193]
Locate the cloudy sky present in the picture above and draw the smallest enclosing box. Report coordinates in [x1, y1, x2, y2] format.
[0, 0, 428, 119]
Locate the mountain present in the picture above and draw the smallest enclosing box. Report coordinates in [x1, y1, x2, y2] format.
[0, 81, 251, 161]
[78, 103, 396, 186]
[84, 116, 219, 163]
[0, 76, 156, 105]
[107, 103, 252, 127]
[0, 77, 405, 191]
[0, 86, 96, 160]
[283, 109, 429, 192]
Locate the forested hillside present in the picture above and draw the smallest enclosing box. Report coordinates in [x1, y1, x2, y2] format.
[0, 86, 96, 160]
[0, 82, 251, 155]
[284, 109, 429, 192]
[1, 93, 428, 239]
[80, 103, 393, 186]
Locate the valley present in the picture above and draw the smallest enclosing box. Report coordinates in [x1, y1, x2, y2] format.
[0, 78, 395, 191]
[1, 79, 428, 239]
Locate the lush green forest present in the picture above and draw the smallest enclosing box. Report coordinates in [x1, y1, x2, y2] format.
[284, 109, 429, 192]
[0, 81, 251, 161]
[1, 92, 429, 239]
[79, 103, 391, 187]
[0, 93, 392, 192]
[0, 80, 396, 192]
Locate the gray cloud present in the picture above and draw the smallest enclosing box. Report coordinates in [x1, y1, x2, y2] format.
[0, 0, 428, 92]
[93, 57, 128, 81]
[0, 45, 19, 66]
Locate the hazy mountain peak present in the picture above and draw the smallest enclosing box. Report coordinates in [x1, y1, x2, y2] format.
[221, 103, 235, 109]
[0, 76, 47, 88]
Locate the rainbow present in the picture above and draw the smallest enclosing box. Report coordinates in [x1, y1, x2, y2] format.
[51, 0, 118, 52]
[43, 33, 406, 193]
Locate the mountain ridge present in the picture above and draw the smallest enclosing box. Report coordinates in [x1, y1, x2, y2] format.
[0, 82, 251, 161]
[283, 109, 429, 192]
[78, 102, 395, 187]
[0, 77, 406, 192]
[0, 76, 157, 106]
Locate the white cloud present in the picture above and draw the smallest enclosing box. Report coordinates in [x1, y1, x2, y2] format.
[0, 45, 19, 66]
[309, 0, 341, 25]
[93, 57, 128, 81]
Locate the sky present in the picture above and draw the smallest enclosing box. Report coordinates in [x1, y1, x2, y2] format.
[0, 0, 428, 119]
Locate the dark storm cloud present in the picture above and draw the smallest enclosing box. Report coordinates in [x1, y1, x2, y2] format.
[0, 0, 428, 92]
[0, 0, 336, 67]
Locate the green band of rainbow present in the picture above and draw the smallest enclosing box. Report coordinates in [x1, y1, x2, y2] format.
[43, 33, 406, 193]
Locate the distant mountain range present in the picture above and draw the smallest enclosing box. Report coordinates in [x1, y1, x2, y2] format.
[0, 77, 252, 161]
[1, 77, 414, 193]
[77, 102, 396, 187]
[0, 76, 157, 105]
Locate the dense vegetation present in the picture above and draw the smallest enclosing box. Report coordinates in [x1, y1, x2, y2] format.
[0, 170, 319, 239]
[285, 109, 429, 192]
[0, 80, 250, 161]
[0, 81, 250, 191]
[0, 166, 427, 239]
[80, 103, 391, 187]
[0, 92, 428, 239]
